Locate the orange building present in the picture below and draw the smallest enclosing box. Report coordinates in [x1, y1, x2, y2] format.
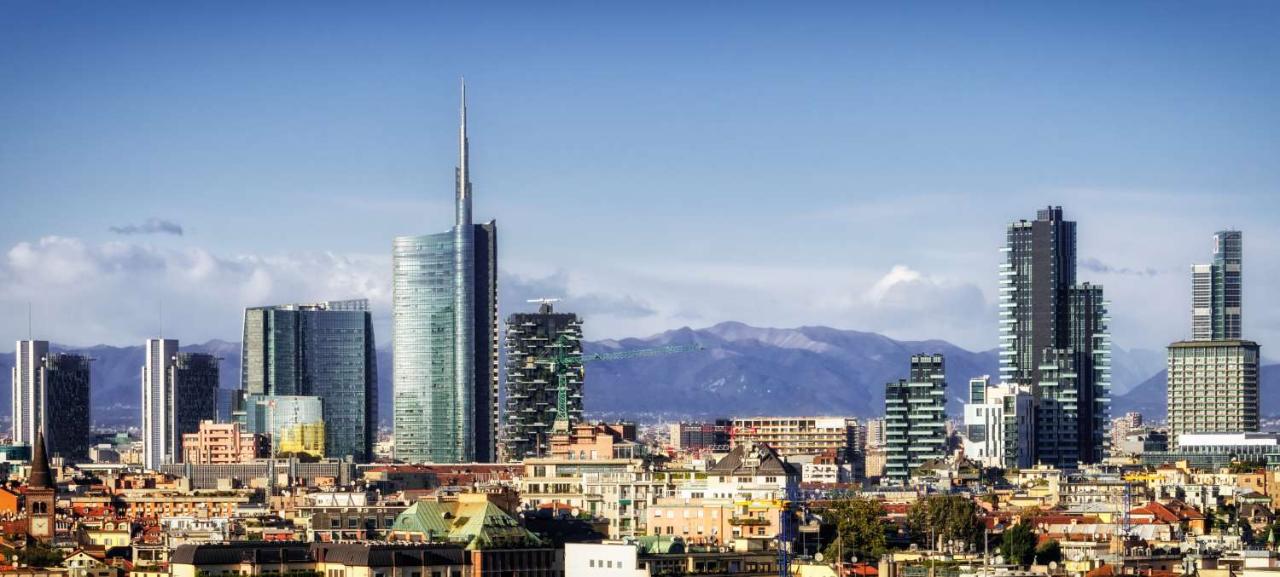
[0, 486, 20, 516]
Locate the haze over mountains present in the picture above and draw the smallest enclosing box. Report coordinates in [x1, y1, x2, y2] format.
[0, 322, 1182, 428]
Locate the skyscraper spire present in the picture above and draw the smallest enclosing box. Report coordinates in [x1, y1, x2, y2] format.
[456, 77, 472, 228]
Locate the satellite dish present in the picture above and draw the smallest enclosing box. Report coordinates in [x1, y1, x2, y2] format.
[1050, 562, 1059, 570]
[851, 556, 859, 564]
[815, 552, 825, 562]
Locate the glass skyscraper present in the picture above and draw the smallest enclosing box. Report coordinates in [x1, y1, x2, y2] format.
[40, 353, 91, 462]
[11, 341, 91, 462]
[240, 394, 326, 458]
[240, 299, 377, 462]
[1192, 230, 1242, 341]
[393, 83, 499, 464]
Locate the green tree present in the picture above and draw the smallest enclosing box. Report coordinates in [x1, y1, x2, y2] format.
[822, 496, 888, 563]
[17, 543, 63, 568]
[1034, 540, 1062, 565]
[907, 495, 984, 551]
[1000, 521, 1036, 567]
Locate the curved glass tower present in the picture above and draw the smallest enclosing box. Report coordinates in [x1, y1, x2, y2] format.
[393, 83, 499, 463]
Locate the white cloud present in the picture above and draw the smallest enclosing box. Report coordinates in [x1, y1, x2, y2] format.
[0, 236, 389, 347]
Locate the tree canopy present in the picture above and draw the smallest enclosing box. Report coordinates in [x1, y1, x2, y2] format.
[907, 495, 984, 552]
[821, 496, 888, 563]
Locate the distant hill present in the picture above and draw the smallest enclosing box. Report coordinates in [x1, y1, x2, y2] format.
[1112, 364, 1280, 421]
[0, 322, 1168, 427]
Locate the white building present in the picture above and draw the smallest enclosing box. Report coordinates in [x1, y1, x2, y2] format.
[961, 376, 1033, 468]
[142, 339, 180, 470]
[11, 339, 48, 445]
[565, 543, 647, 577]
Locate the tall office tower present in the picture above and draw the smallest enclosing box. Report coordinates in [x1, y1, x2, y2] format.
[12, 340, 49, 446]
[1000, 206, 1077, 386]
[142, 340, 220, 469]
[962, 376, 1033, 469]
[999, 207, 1110, 467]
[1066, 283, 1110, 464]
[11, 342, 91, 461]
[393, 83, 499, 464]
[241, 299, 378, 461]
[883, 354, 947, 481]
[38, 353, 91, 462]
[142, 339, 178, 470]
[501, 301, 584, 461]
[1166, 340, 1259, 443]
[1192, 231, 1243, 341]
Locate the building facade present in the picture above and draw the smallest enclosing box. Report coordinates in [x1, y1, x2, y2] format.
[240, 299, 377, 461]
[668, 420, 732, 452]
[729, 417, 860, 464]
[11, 342, 91, 462]
[502, 301, 584, 460]
[239, 394, 326, 458]
[961, 376, 1033, 469]
[393, 85, 499, 464]
[181, 421, 269, 464]
[1192, 230, 1242, 341]
[11, 340, 48, 448]
[1167, 340, 1260, 443]
[998, 206, 1110, 467]
[39, 353, 92, 462]
[142, 340, 219, 470]
[884, 354, 947, 481]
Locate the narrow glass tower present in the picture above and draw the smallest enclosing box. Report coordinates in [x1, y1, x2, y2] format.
[393, 82, 499, 463]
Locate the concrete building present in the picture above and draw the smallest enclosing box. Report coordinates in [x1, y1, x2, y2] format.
[566, 543, 647, 577]
[171, 541, 558, 577]
[1193, 230, 1243, 341]
[181, 421, 268, 464]
[863, 418, 885, 451]
[240, 299, 377, 462]
[520, 427, 660, 540]
[961, 375, 1033, 468]
[502, 300, 583, 460]
[729, 416, 860, 465]
[1167, 340, 1260, 443]
[141, 340, 219, 470]
[884, 354, 947, 480]
[11, 340, 48, 448]
[668, 420, 732, 452]
[393, 83, 499, 464]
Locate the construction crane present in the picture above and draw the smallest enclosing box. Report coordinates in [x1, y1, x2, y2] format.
[535, 333, 704, 432]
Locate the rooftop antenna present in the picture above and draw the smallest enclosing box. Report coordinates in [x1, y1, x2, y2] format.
[159, 298, 164, 339]
[27, 301, 32, 340]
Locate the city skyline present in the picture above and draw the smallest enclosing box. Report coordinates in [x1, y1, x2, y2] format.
[2, 3, 1280, 356]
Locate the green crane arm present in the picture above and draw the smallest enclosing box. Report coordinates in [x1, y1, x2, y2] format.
[580, 343, 706, 364]
[540, 338, 705, 432]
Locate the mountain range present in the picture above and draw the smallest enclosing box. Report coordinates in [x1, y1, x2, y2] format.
[0, 322, 1179, 427]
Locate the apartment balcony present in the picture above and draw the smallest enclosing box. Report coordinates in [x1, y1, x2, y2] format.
[729, 516, 772, 527]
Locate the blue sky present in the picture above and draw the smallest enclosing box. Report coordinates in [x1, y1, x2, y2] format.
[2, 1, 1279, 352]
